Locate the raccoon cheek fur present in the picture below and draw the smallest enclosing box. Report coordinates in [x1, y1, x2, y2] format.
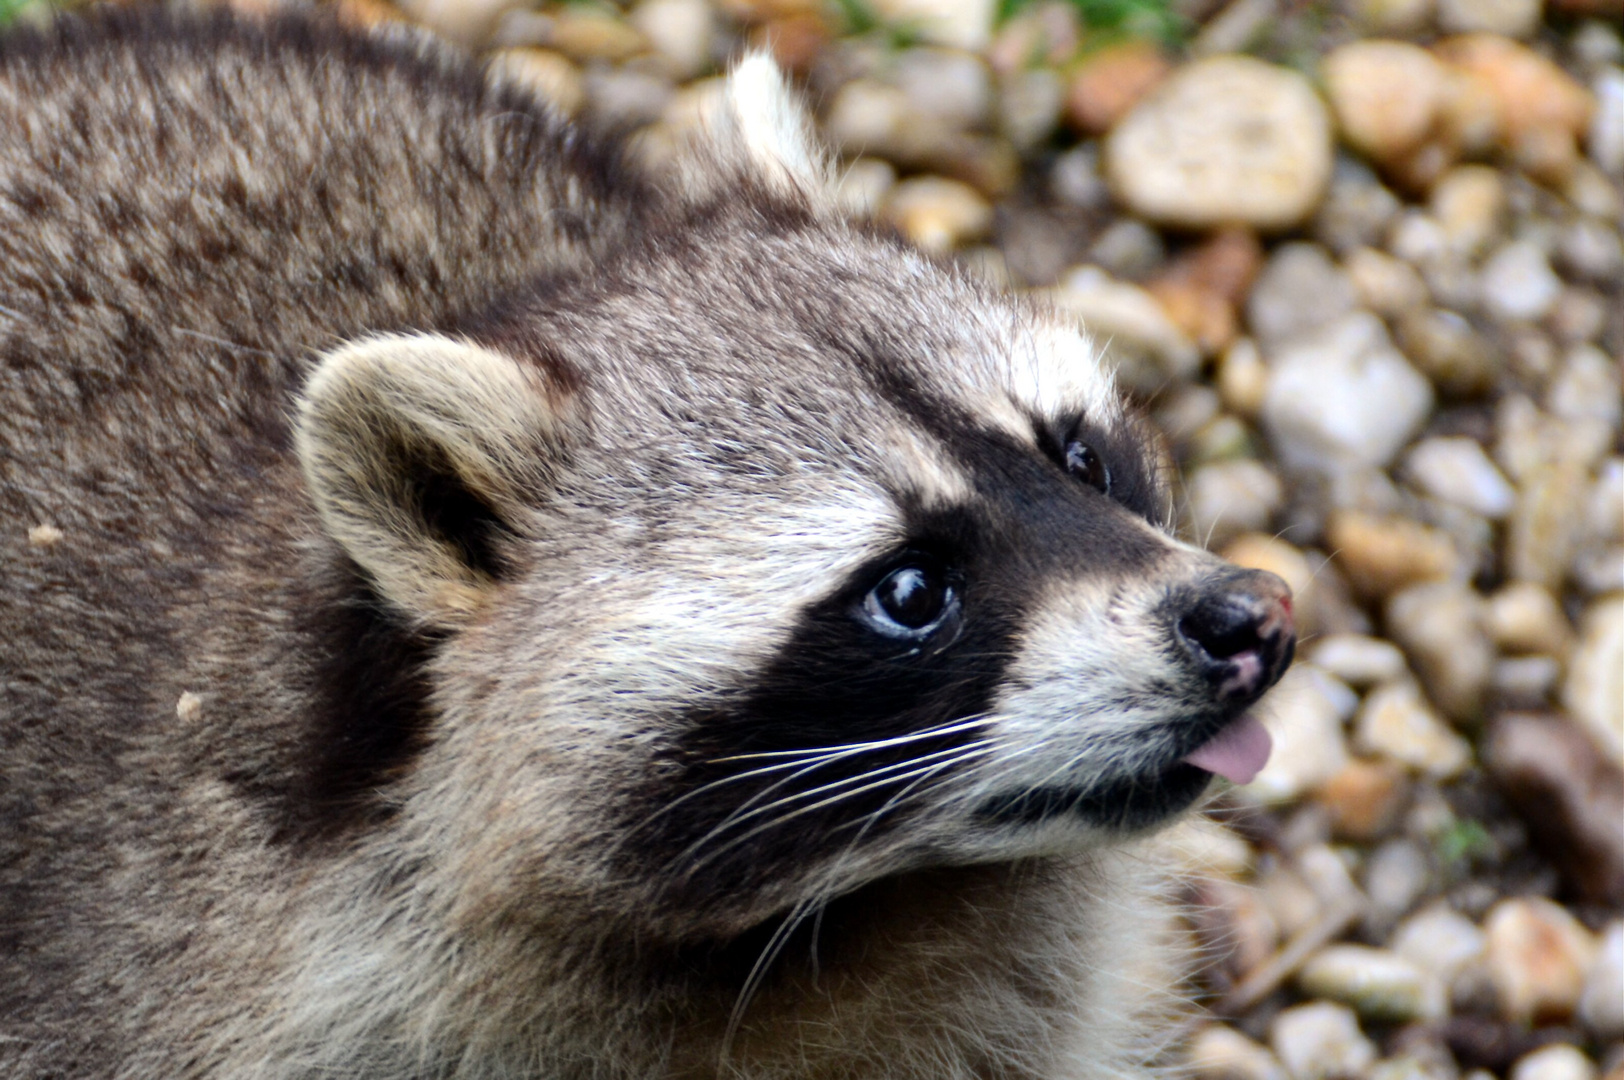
[0, 8, 1296, 1080]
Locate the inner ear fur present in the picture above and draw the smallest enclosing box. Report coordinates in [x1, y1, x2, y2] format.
[295, 333, 567, 626]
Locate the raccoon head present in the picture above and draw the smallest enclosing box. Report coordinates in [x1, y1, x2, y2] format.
[294, 57, 1293, 939]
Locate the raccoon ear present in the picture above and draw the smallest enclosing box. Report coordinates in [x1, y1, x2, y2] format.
[295, 333, 566, 627]
[676, 53, 833, 206]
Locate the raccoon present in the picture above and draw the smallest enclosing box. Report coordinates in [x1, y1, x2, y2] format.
[0, 7, 1295, 1079]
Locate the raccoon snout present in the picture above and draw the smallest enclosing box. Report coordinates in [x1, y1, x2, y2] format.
[1173, 570, 1295, 705]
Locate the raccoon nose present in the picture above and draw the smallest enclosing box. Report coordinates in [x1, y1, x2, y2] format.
[1175, 570, 1295, 705]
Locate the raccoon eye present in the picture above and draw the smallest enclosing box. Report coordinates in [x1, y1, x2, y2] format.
[861, 564, 957, 638]
[1064, 441, 1111, 495]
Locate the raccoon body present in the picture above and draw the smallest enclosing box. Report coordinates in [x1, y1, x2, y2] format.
[0, 10, 1295, 1079]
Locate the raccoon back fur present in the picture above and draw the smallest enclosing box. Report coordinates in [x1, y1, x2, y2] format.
[0, 9, 1296, 1078]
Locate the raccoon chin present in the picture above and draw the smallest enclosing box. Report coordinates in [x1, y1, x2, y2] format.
[972, 761, 1215, 834]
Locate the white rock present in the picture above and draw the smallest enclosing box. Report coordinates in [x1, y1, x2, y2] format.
[1354, 679, 1472, 778]
[1563, 593, 1624, 764]
[1244, 665, 1356, 804]
[833, 158, 896, 220]
[629, 0, 713, 79]
[1484, 897, 1600, 1024]
[1393, 903, 1487, 981]
[882, 176, 991, 254]
[1405, 436, 1517, 519]
[823, 79, 912, 157]
[1548, 344, 1623, 428]
[1363, 839, 1432, 928]
[1270, 1001, 1378, 1080]
[1590, 69, 1624, 177]
[1188, 459, 1285, 549]
[1298, 944, 1447, 1023]
[1486, 581, 1572, 656]
[1510, 1045, 1597, 1080]
[1248, 243, 1359, 349]
[1262, 312, 1435, 474]
[1481, 241, 1564, 323]
[1050, 265, 1201, 390]
[869, 0, 995, 50]
[1437, 0, 1542, 38]
[893, 48, 991, 130]
[1385, 579, 1493, 724]
[1189, 1025, 1290, 1080]
[1309, 634, 1408, 688]
[1106, 56, 1334, 231]
[1578, 921, 1624, 1041]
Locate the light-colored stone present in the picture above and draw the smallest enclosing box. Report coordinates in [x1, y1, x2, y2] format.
[1354, 0, 1433, 36]
[1087, 219, 1166, 280]
[1320, 758, 1411, 841]
[1050, 265, 1201, 391]
[832, 158, 897, 219]
[1405, 436, 1516, 519]
[486, 49, 585, 116]
[1262, 313, 1434, 474]
[1218, 338, 1269, 419]
[1590, 68, 1624, 177]
[1557, 217, 1623, 283]
[1327, 510, 1459, 599]
[1189, 1025, 1290, 1080]
[1508, 457, 1593, 591]
[1065, 41, 1171, 135]
[1244, 665, 1357, 804]
[1160, 816, 1257, 878]
[882, 176, 991, 254]
[894, 47, 993, 131]
[869, 0, 995, 50]
[1392, 903, 1487, 981]
[1510, 1045, 1598, 1080]
[1564, 593, 1624, 763]
[1309, 634, 1409, 687]
[1431, 165, 1505, 256]
[1386, 580, 1492, 723]
[1187, 459, 1285, 549]
[1549, 344, 1623, 428]
[1299, 944, 1447, 1023]
[1486, 581, 1573, 655]
[1484, 896, 1600, 1024]
[1481, 240, 1565, 323]
[1323, 41, 1449, 167]
[1355, 679, 1473, 777]
[550, 6, 648, 62]
[1106, 56, 1333, 231]
[999, 67, 1065, 151]
[1579, 921, 1624, 1041]
[1346, 247, 1428, 318]
[583, 67, 674, 130]
[630, 0, 714, 78]
[1316, 161, 1403, 254]
[1437, 0, 1542, 38]
[1248, 243, 1359, 349]
[1270, 1001, 1378, 1080]
[1361, 837, 1432, 924]
[1437, 34, 1597, 185]
[1396, 307, 1497, 399]
[397, 0, 517, 45]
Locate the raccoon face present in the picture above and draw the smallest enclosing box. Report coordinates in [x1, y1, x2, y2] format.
[294, 58, 1293, 936]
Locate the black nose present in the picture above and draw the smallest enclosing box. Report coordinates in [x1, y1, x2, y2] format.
[1175, 570, 1295, 705]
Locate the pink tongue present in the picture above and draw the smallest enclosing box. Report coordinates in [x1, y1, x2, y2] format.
[1182, 714, 1272, 785]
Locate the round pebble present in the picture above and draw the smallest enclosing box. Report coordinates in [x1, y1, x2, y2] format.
[1327, 510, 1459, 599]
[1189, 1025, 1291, 1080]
[1404, 436, 1516, 519]
[868, 0, 995, 50]
[1261, 313, 1434, 474]
[1485, 581, 1572, 656]
[1244, 665, 1356, 804]
[1323, 41, 1448, 168]
[1187, 459, 1284, 549]
[1430, 165, 1505, 257]
[1345, 247, 1427, 318]
[1270, 1001, 1379, 1080]
[1481, 240, 1565, 323]
[1298, 944, 1447, 1023]
[1386, 580, 1493, 723]
[630, 0, 714, 79]
[1247, 243, 1358, 349]
[1510, 1045, 1598, 1080]
[1484, 896, 1600, 1024]
[882, 176, 991, 254]
[1355, 679, 1473, 778]
[1578, 922, 1624, 1041]
[1309, 634, 1409, 687]
[1050, 265, 1200, 391]
[1362, 837, 1433, 927]
[1563, 594, 1624, 763]
[1393, 903, 1488, 980]
[1437, 0, 1542, 38]
[1106, 56, 1333, 231]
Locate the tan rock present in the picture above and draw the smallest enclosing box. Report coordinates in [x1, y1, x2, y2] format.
[868, 0, 995, 50]
[548, 7, 648, 63]
[1484, 896, 1600, 1023]
[1326, 510, 1458, 599]
[1324, 41, 1449, 166]
[1386, 580, 1493, 723]
[1106, 56, 1333, 231]
[1345, 247, 1428, 318]
[1564, 593, 1624, 763]
[1354, 679, 1473, 777]
[1430, 164, 1504, 256]
[1508, 457, 1591, 591]
[1435, 34, 1597, 184]
[1217, 338, 1269, 419]
[1436, 0, 1543, 38]
[1317, 758, 1410, 841]
[1189, 1025, 1290, 1080]
[1065, 41, 1172, 135]
[882, 176, 991, 254]
[1244, 665, 1356, 804]
[1486, 581, 1573, 656]
[397, 0, 517, 45]
[1309, 634, 1409, 688]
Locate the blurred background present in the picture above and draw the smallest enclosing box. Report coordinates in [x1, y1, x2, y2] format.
[4, 0, 1620, 1076]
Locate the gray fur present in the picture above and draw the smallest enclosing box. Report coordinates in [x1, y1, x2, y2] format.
[1, 8, 1288, 1078]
